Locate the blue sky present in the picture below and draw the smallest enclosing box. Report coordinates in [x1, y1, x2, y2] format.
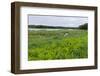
[28, 15, 88, 27]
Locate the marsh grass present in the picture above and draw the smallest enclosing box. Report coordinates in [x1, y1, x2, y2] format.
[28, 29, 88, 60]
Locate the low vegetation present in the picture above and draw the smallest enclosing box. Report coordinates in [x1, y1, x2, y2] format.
[28, 29, 88, 60]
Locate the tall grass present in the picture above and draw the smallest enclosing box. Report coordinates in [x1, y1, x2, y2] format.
[28, 29, 88, 60]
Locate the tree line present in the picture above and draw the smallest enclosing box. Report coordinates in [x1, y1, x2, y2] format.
[79, 23, 88, 30]
[28, 23, 88, 30]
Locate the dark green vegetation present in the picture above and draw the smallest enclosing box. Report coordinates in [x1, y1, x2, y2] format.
[28, 29, 88, 60]
[28, 25, 78, 29]
[79, 23, 88, 30]
[28, 23, 88, 30]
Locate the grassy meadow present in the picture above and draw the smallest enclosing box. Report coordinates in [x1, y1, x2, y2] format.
[28, 29, 88, 61]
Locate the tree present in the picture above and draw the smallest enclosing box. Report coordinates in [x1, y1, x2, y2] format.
[79, 23, 88, 30]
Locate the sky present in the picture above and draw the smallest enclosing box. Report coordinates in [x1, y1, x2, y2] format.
[28, 15, 88, 27]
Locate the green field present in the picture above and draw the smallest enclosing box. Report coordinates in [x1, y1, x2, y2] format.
[28, 29, 88, 61]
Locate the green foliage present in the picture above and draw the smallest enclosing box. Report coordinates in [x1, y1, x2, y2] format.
[79, 23, 88, 30]
[28, 25, 78, 29]
[28, 29, 88, 60]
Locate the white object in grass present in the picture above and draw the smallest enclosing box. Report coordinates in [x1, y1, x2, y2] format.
[64, 33, 68, 37]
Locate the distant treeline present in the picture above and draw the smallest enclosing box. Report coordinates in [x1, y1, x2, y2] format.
[28, 25, 78, 29]
[79, 23, 88, 30]
[28, 23, 88, 30]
